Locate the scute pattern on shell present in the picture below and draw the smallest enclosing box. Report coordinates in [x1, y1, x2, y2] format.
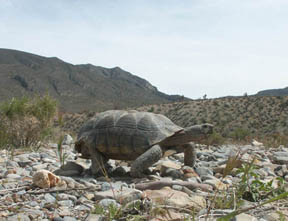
[77, 110, 183, 159]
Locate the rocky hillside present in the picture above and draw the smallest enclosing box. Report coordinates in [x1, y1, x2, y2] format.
[0, 49, 185, 112]
[63, 96, 288, 143]
[140, 96, 288, 137]
[256, 87, 288, 96]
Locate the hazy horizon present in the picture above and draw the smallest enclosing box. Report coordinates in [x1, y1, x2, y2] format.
[1, 0, 287, 99]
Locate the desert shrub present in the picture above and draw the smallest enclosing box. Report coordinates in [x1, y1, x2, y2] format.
[259, 133, 288, 148]
[0, 115, 9, 148]
[229, 128, 251, 141]
[205, 131, 226, 146]
[148, 106, 154, 112]
[0, 94, 58, 150]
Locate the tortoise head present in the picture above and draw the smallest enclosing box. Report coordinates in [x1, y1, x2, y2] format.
[184, 123, 213, 139]
[161, 123, 213, 146]
[75, 136, 91, 159]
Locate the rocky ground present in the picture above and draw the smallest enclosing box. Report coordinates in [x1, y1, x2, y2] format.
[0, 137, 288, 221]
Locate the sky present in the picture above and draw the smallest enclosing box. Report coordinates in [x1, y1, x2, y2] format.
[1, 0, 288, 99]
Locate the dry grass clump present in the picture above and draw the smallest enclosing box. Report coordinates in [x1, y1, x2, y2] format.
[0, 94, 58, 150]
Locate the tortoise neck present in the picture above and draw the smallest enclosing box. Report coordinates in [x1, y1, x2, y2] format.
[160, 132, 196, 147]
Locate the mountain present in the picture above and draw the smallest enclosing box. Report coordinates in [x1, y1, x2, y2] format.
[256, 87, 288, 96]
[0, 49, 185, 112]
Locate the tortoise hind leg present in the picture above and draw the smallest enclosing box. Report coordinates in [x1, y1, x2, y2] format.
[183, 142, 196, 167]
[130, 145, 163, 178]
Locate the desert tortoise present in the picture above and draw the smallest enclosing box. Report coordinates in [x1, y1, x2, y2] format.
[75, 110, 213, 177]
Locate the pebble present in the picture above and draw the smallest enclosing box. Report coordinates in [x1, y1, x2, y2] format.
[6, 173, 21, 179]
[195, 167, 214, 177]
[44, 193, 56, 203]
[99, 198, 121, 209]
[0, 143, 286, 220]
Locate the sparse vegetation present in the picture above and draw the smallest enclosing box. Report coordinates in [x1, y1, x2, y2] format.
[0, 94, 58, 150]
[134, 96, 288, 146]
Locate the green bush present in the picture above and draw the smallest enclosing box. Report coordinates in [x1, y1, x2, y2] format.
[0, 94, 58, 150]
[205, 131, 226, 146]
[229, 128, 251, 141]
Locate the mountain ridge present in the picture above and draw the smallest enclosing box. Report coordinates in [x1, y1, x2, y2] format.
[0, 48, 185, 112]
[256, 87, 288, 96]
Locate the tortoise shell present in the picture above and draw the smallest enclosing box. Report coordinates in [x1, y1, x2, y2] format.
[76, 110, 183, 160]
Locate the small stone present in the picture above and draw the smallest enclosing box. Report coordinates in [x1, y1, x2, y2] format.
[195, 167, 213, 177]
[75, 204, 91, 211]
[63, 217, 77, 221]
[115, 189, 142, 205]
[254, 169, 268, 178]
[172, 185, 183, 191]
[54, 169, 81, 177]
[32, 163, 48, 171]
[263, 212, 281, 221]
[21, 208, 44, 219]
[161, 168, 183, 179]
[203, 179, 229, 190]
[6, 214, 30, 221]
[150, 210, 185, 221]
[59, 208, 72, 217]
[18, 160, 32, 167]
[60, 161, 84, 173]
[173, 152, 184, 162]
[101, 182, 112, 191]
[274, 165, 288, 177]
[60, 176, 77, 188]
[251, 139, 263, 147]
[144, 187, 206, 211]
[6, 168, 16, 175]
[158, 160, 181, 171]
[6, 160, 19, 168]
[273, 156, 288, 165]
[84, 193, 95, 200]
[200, 174, 216, 182]
[29, 201, 39, 207]
[33, 170, 61, 188]
[94, 187, 135, 201]
[77, 180, 96, 188]
[45, 193, 56, 203]
[42, 158, 56, 163]
[235, 213, 257, 221]
[86, 214, 104, 221]
[6, 174, 21, 179]
[99, 198, 120, 209]
[213, 165, 226, 174]
[62, 134, 74, 145]
[58, 200, 74, 207]
[273, 151, 288, 158]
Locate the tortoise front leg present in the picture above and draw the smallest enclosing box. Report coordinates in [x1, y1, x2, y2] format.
[183, 142, 196, 167]
[89, 146, 108, 176]
[130, 145, 163, 178]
